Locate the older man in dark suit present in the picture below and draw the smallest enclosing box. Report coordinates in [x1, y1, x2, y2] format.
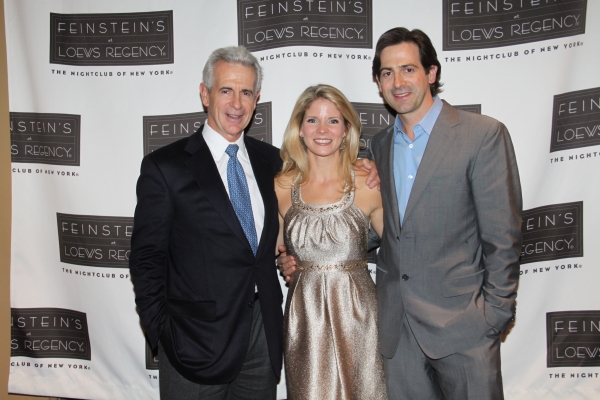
[130, 46, 283, 399]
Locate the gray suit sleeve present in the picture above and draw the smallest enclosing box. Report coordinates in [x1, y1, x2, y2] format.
[471, 121, 523, 333]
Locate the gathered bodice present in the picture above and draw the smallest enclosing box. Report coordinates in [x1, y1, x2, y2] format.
[283, 182, 369, 271]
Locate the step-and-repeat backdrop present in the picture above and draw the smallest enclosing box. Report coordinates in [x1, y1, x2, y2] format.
[6, 1, 600, 399]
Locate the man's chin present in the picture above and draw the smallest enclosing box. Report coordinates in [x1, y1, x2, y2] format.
[223, 128, 245, 139]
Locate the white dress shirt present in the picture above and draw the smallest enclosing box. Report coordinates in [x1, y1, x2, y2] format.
[202, 122, 265, 244]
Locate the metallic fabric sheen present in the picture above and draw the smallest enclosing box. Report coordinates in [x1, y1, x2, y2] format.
[283, 182, 387, 400]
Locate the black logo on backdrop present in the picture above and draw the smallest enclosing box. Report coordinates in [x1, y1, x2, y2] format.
[50, 11, 174, 66]
[550, 87, 600, 153]
[521, 201, 583, 264]
[10, 112, 80, 166]
[146, 342, 159, 370]
[547, 311, 600, 367]
[352, 102, 395, 160]
[11, 308, 91, 360]
[238, 0, 372, 51]
[352, 102, 481, 158]
[57, 213, 133, 268]
[455, 104, 481, 114]
[142, 102, 272, 155]
[443, 0, 587, 51]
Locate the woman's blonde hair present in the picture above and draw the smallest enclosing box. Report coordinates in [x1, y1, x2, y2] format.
[278, 84, 361, 192]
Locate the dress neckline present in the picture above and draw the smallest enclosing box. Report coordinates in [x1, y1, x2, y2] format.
[291, 171, 354, 214]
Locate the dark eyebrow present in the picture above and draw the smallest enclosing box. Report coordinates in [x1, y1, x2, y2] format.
[217, 86, 254, 96]
[381, 64, 418, 71]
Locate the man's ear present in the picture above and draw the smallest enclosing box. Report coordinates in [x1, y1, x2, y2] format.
[427, 66, 438, 84]
[200, 83, 210, 108]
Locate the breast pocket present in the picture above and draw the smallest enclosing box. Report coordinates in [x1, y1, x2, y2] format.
[428, 176, 461, 187]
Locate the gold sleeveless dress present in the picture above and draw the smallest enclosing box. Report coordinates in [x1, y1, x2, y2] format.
[283, 182, 387, 400]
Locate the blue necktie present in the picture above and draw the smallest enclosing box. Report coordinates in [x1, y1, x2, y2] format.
[225, 144, 258, 255]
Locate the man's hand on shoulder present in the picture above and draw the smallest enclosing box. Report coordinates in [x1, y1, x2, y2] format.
[354, 158, 380, 190]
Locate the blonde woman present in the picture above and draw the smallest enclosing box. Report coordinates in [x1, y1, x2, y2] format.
[275, 84, 386, 399]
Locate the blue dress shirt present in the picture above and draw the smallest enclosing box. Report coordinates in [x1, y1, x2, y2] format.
[393, 96, 443, 226]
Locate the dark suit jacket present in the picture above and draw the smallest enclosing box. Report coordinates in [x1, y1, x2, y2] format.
[129, 125, 283, 384]
[371, 102, 522, 359]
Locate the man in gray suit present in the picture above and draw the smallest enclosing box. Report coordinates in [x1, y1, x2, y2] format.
[370, 27, 522, 399]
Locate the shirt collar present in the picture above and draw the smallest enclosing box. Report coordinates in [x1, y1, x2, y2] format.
[394, 96, 444, 138]
[202, 120, 248, 162]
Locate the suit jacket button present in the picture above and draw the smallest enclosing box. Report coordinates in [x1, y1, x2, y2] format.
[402, 274, 409, 281]
[248, 302, 255, 308]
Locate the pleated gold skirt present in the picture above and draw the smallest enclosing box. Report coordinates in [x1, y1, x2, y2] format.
[283, 265, 387, 400]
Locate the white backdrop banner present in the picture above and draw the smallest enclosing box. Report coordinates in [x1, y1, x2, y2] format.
[6, 1, 600, 399]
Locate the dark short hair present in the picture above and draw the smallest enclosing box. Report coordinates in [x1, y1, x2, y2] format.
[372, 28, 442, 96]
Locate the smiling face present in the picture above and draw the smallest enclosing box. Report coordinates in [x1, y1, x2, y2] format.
[200, 61, 259, 142]
[376, 42, 437, 126]
[300, 98, 347, 160]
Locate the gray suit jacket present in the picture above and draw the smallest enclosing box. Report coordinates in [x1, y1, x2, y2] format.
[370, 101, 522, 359]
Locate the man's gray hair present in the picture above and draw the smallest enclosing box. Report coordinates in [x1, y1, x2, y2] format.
[202, 46, 263, 94]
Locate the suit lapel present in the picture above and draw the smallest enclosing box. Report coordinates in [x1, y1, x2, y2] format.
[378, 126, 402, 239]
[245, 136, 275, 258]
[184, 127, 251, 252]
[403, 102, 460, 225]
